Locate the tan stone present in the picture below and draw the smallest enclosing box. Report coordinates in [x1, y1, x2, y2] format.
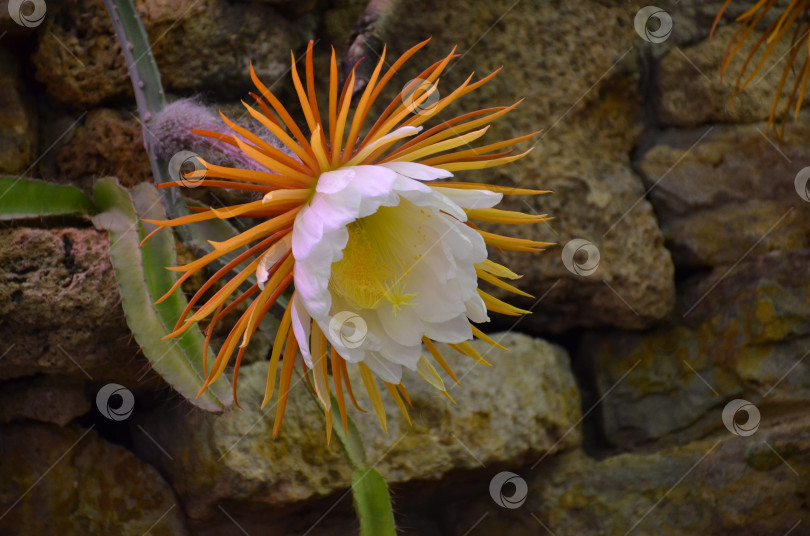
[32, 0, 299, 106]
[371, 0, 675, 331]
[657, 25, 810, 127]
[132, 332, 581, 522]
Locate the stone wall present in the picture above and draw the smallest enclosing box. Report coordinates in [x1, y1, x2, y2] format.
[1, 0, 809, 535]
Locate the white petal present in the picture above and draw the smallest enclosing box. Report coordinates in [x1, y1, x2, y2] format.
[291, 206, 325, 260]
[423, 314, 473, 344]
[288, 163, 499, 386]
[426, 189, 467, 221]
[380, 340, 422, 370]
[315, 168, 356, 194]
[376, 304, 424, 347]
[290, 294, 312, 367]
[343, 165, 399, 199]
[430, 186, 503, 209]
[465, 294, 490, 324]
[362, 352, 403, 384]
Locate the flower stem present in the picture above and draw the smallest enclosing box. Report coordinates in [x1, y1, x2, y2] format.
[331, 392, 396, 536]
[302, 378, 397, 535]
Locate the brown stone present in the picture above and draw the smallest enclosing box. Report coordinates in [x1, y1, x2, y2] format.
[56, 109, 152, 187]
[0, 227, 147, 383]
[0, 422, 188, 535]
[657, 24, 810, 127]
[0, 47, 37, 175]
[0, 376, 90, 426]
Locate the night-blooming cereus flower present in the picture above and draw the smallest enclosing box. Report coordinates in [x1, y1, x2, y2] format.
[145, 40, 551, 439]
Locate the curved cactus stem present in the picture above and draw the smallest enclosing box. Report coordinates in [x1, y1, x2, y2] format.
[0, 177, 96, 219]
[101, 0, 166, 180]
[92, 178, 233, 412]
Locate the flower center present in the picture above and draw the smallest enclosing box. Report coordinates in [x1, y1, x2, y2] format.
[329, 200, 430, 311]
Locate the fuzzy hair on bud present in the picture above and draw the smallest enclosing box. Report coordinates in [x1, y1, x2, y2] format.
[149, 97, 292, 172]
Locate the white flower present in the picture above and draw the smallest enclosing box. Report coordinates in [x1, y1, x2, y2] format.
[290, 162, 501, 383]
[150, 42, 551, 436]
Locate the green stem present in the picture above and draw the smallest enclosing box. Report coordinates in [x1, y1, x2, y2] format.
[299, 373, 396, 536]
[101, 0, 167, 187]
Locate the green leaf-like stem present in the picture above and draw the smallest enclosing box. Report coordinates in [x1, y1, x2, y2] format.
[0, 177, 96, 220]
[92, 178, 232, 412]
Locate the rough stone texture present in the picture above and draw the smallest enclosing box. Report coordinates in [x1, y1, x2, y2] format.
[32, 0, 299, 107]
[583, 249, 810, 449]
[636, 122, 810, 268]
[0, 227, 146, 383]
[50, 101, 269, 196]
[365, 0, 675, 332]
[657, 25, 810, 128]
[0, 423, 188, 535]
[55, 109, 152, 187]
[354, 333, 581, 483]
[133, 332, 581, 522]
[0, 47, 37, 174]
[8, 1, 810, 534]
[446, 415, 810, 536]
[0, 376, 89, 426]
